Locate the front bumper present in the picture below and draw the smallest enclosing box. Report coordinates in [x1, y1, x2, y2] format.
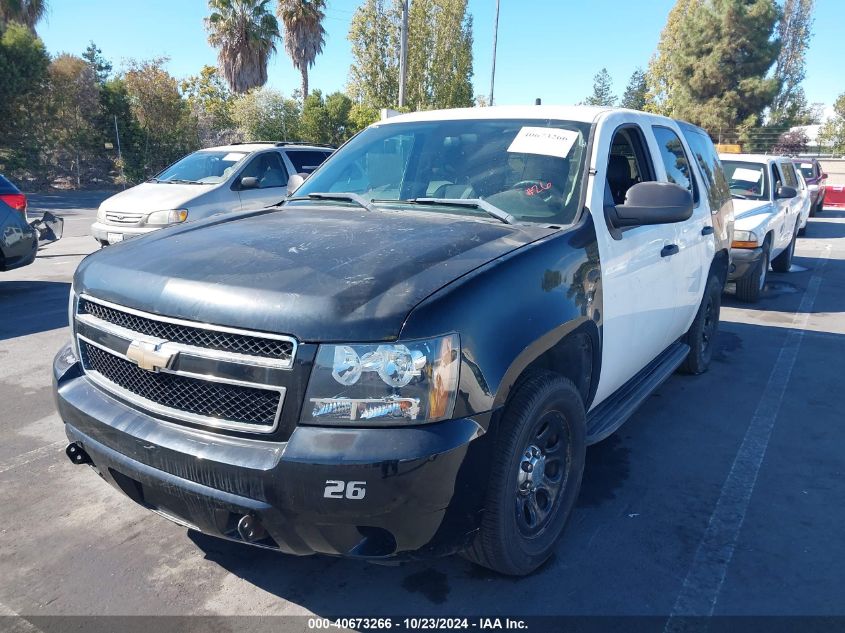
[91, 221, 160, 244]
[728, 246, 764, 281]
[53, 351, 491, 560]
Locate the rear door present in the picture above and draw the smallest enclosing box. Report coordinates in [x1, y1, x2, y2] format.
[588, 112, 682, 407]
[649, 124, 714, 332]
[234, 151, 290, 210]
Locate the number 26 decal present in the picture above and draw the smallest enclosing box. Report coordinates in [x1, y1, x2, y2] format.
[324, 480, 367, 500]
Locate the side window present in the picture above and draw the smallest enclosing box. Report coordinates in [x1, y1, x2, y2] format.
[652, 126, 696, 202]
[781, 162, 799, 188]
[681, 127, 732, 213]
[772, 164, 783, 191]
[287, 150, 332, 174]
[239, 152, 288, 189]
[606, 126, 654, 205]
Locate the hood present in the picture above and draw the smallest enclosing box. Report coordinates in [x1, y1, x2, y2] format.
[75, 205, 555, 342]
[731, 199, 773, 221]
[99, 182, 211, 213]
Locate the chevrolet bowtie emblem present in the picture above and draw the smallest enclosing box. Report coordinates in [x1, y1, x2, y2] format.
[126, 340, 177, 372]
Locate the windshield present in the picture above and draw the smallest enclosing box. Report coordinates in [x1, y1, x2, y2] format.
[292, 118, 592, 224]
[797, 162, 815, 180]
[722, 160, 769, 201]
[155, 150, 249, 184]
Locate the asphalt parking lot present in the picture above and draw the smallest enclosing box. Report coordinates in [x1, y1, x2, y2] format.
[1, 192, 844, 623]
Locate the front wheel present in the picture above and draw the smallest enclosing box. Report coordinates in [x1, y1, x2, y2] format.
[772, 222, 798, 273]
[680, 274, 722, 375]
[463, 373, 585, 576]
[735, 243, 769, 303]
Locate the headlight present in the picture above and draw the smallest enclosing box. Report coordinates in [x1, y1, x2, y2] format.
[301, 334, 460, 426]
[145, 209, 188, 225]
[732, 230, 759, 248]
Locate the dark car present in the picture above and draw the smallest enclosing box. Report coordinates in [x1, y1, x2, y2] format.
[55, 106, 730, 576]
[793, 158, 828, 214]
[0, 175, 64, 271]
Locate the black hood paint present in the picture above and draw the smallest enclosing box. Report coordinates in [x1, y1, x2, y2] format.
[75, 205, 556, 342]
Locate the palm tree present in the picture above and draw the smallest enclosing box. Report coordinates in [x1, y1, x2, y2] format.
[276, 0, 326, 100]
[205, 0, 280, 94]
[0, 0, 47, 30]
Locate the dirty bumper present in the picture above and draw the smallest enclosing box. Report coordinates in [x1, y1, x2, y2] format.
[54, 359, 490, 560]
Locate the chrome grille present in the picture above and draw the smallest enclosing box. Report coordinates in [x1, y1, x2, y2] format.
[80, 341, 281, 427]
[74, 294, 296, 434]
[78, 298, 294, 363]
[105, 212, 143, 225]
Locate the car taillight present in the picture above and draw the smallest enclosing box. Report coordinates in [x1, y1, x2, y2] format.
[0, 193, 27, 213]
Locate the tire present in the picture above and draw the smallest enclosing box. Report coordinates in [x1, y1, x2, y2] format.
[772, 222, 798, 273]
[463, 373, 586, 576]
[680, 275, 721, 375]
[735, 242, 769, 303]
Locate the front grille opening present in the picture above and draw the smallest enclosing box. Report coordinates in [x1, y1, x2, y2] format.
[78, 297, 294, 363]
[80, 341, 280, 428]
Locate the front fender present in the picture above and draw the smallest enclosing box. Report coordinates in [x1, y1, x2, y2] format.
[400, 214, 603, 426]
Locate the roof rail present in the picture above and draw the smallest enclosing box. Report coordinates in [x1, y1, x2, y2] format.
[231, 140, 335, 149]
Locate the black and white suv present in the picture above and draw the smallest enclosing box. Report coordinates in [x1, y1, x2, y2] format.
[55, 106, 733, 576]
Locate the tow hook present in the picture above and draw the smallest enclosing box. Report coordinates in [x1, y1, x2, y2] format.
[65, 442, 92, 465]
[237, 514, 267, 542]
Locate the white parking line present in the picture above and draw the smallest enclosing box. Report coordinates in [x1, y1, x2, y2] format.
[665, 244, 832, 625]
[0, 441, 65, 475]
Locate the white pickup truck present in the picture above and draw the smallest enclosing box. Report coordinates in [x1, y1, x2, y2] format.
[719, 153, 804, 302]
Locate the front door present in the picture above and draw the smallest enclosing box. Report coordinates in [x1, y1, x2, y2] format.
[589, 114, 682, 408]
[235, 151, 290, 210]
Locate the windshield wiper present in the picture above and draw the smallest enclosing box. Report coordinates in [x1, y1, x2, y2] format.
[164, 178, 205, 185]
[400, 198, 516, 225]
[289, 192, 377, 212]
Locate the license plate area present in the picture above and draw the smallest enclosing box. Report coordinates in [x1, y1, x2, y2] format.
[107, 232, 124, 243]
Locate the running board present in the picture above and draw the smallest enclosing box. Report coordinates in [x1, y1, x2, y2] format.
[585, 341, 690, 445]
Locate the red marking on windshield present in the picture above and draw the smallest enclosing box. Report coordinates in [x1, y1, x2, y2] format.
[525, 182, 552, 196]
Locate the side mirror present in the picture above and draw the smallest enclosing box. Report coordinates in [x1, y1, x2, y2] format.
[822, 172, 828, 179]
[240, 176, 259, 190]
[776, 185, 797, 199]
[287, 172, 309, 197]
[607, 181, 693, 228]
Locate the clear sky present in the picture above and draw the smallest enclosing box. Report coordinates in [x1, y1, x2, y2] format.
[36, 0, 844, 112]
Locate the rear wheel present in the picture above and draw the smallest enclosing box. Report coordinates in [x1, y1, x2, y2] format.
[735, 242, 769, 303]
[680, 275, 721, 375]
[772, 222, 798, 273]
[463, 373, 585, 576]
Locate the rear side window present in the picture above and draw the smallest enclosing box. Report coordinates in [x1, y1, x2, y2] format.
[680, 126, 732, 213]
[781, 162, 799, 188]
[287, 150, 332, 174]
[652, 126, 696, 202]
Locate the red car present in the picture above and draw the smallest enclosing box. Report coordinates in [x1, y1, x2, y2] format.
[793, 158, 828, 215]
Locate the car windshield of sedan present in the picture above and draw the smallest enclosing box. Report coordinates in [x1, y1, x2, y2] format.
[722, 160, 769, 201]
[291, 118, 592, 225]
[154, 150, 249, 184]
[797, 162, 815, 180]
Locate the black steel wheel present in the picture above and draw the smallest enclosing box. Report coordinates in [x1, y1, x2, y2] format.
[680, 275, 721, 375]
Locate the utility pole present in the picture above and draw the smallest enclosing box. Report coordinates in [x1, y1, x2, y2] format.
[113, 114, 126, 189]
[398, 0, 409, 108]
[489, 0, 500, 106]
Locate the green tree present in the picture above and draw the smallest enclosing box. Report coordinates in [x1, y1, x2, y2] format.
[230, 87, 300, 141]
[82, 41, 112, 85]
[99, 77, 146, 183]
[620, 68, 647, 110]
[770, 0, 815, 125]
[406, 0, 474, 110]
[583, 68, 616, 106]
[660, 0, 781, 143]
[182, 65, 235, 145]
[299, 90, 354, 145]
[0, 0, 46, 30]
[347, 0, 401, 109]
[47, 54, 102, 186]
[819, 93, 845, 155]
[645, 0, 702, 115]
[205, 0, 280, 94]
[0, 20, 48, 131]
[277, 0, 326, 100]
[122, 58, 198, 176]
[347, 102, 379, 134]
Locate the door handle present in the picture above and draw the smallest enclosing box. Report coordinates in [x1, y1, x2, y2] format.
[701, 226, 714, 236]
[661, 244, 679, 258]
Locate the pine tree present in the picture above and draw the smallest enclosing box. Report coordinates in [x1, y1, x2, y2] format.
[583, 68, 616, 107]
[645, 0, 702, 115]
[620, 68, 647, 111]
[82, 41, 112, 85]
[662, 0, 780, 143]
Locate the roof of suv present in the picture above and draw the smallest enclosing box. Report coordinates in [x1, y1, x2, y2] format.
[380, 105, 617, 125]
[718, 153, 791, 165]
[201, 142, 334, 153]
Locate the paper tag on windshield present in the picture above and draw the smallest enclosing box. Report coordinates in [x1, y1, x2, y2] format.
[507, 127, 579, 158]
[733, 167, 762, 182]
[222, 152, 246, 162]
